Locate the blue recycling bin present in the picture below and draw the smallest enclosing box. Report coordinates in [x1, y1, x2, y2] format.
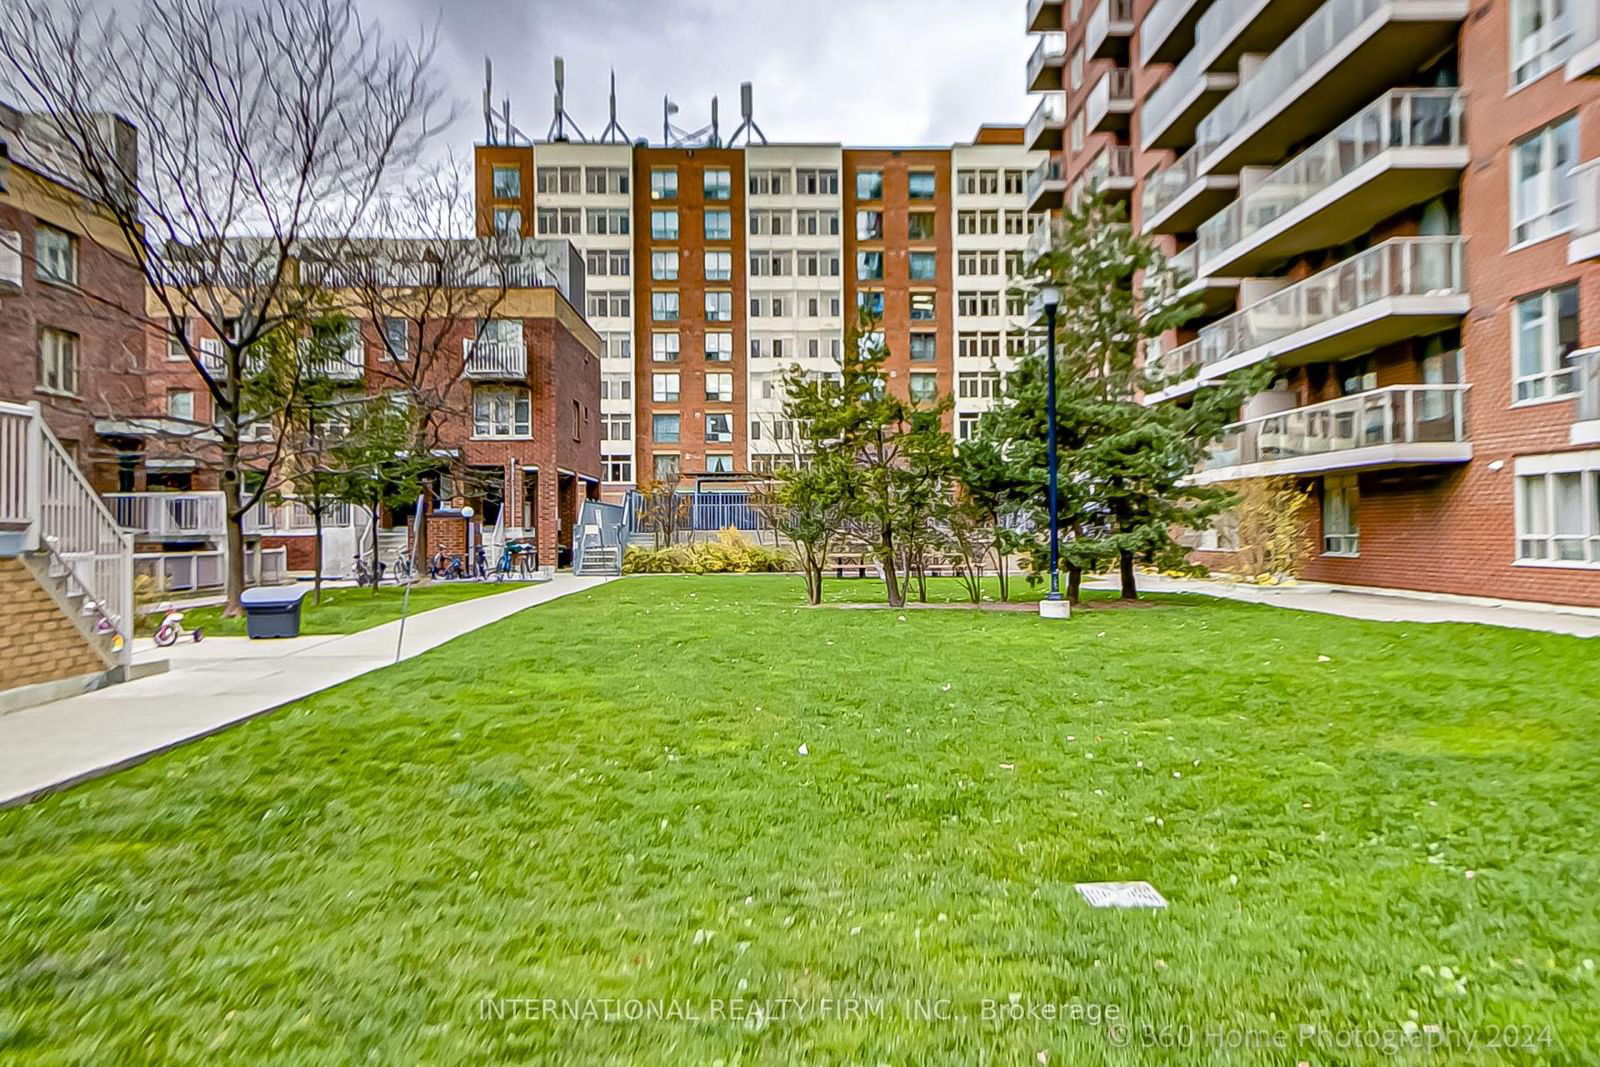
[240, 585, 312, 639]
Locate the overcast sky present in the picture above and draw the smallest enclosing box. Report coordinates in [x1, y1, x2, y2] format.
[381, 0, 1036, 151]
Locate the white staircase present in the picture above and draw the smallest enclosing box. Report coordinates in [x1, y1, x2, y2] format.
[0, 402, 133, 674]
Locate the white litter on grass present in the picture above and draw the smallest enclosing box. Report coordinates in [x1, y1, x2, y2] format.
[797, 743, 809, 756]
[1076, 882, 1168, 909]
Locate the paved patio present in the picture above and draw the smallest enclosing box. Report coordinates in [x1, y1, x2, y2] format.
[0, 575, 615, 807]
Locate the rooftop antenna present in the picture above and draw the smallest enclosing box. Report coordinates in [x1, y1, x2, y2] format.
[598, 69, 629, 144]
[547, 56, 587, 142]
[482, 57, 494, 143]
[727, 83, 768, 146]
[482, 55, 533, 145]
[664, 93, 721, 148]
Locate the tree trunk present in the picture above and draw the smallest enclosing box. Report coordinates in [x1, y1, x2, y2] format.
[412, 490, 431, 586]
[221, 451, 245, 618]
[1119, 549, 1138, 600]
[371, 499, 382, 593]
[881, 554, 905, 608]
[996, 549, 1009, 602]
[1066, 561, 1083, 604]
[313, 508, 324, 605]
[916, 561, 928, 603]
[805, 559, 822, 606]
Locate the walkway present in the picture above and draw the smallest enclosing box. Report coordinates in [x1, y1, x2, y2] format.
[1091, 575, 1600, 638]
[0, 575, 616, 807]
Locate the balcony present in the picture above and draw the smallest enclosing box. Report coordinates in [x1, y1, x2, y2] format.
[1195, 89, 1467, 278]
[1141, 0, 1221, 66]
[1087, 0, 1135, 61]
[1194, 384, 1471, 484]
[1170, 242, 1240, 314]
[1073, 145, 1137, 205]
[1086, 69, 1135, 134]
[301, 339, 366, 380]
[1026, 156, 1069, 213]
[1150, 236, 1469, 400]
[1574, 349, 1600, 447]
[106, 491, 227, 540]
[1141, 63, 1238, 153]
[463, 337, 527, 378]
[1026, 217, 1064, 264]
[1187, 0, 1324, 75]
[1194, 0, 1469, 176]
[1025, 93, 1067, 152]
[1027, 32, 1067, 92]
[1570, 6, 1600, 79]
[1141, 144, 1238, 235]
[1569, 160, 1600, 265]
[1027, 0, 1064, 33]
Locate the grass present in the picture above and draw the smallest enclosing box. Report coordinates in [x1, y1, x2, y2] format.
[176, 581, 524, 636]
[3, 575, 1598, 1064]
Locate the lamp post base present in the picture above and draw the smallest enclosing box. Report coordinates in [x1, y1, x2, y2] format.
[1039, 598, 1071, 620]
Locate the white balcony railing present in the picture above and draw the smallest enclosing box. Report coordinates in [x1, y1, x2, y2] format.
[1027, 32, 1067, 88]
[1156, 236, 1465, 380]
[1143, 143, 1205, 223]
[1087, 0, 1135, 56]
[1197, 89, 1465, 267]
[463, 337, 527, 378]
[1141, 0, 1206, 65]
[1026, 217, 1063, 264]
[1203, 383, 1470, 474]
[1026, 93, 1068, 148]
[1026, 157, 1068, 205]
[302, 341, 366, 380]
[246, 498, 356, 533]
[1074, 145, 1136, 200]
[1578, 349, 1600, 424]
[1196, 0, 1409, 166]
[1088, 69, 1135, 129]
[105, 491, 228, 539]
[1142, 0, 1272, 145]
[1027, 0, 1064, 32]
[1570, 5, 1600, 78]
[1572, 160, 1600, 261]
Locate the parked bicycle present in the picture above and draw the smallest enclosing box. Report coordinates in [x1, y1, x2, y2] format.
[353, 554, 387, 587]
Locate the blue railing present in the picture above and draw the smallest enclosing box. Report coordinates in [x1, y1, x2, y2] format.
[624, 490, 766, 534]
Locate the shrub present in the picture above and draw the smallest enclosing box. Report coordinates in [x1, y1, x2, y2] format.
[623, 528, 795, 575]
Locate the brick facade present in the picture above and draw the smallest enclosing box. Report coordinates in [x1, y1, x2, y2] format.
[0, 557, 107, 690]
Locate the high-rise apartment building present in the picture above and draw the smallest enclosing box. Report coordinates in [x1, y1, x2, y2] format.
[474, 128, 1044, 495]
[1027, 0, 1600, 607]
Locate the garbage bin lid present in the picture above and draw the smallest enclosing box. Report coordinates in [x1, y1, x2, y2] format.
[240, 585, 312, 607]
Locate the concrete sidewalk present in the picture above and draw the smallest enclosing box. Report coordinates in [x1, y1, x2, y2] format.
[0, 575, 615, 808]
[1092, 575, 1600, 638]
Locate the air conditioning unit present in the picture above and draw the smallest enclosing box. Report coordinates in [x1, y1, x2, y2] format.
[0, 229, 21, 295]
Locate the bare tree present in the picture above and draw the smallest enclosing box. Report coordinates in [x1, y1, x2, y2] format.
[0, 0, 444, 613]
[326, 164, 521, 581]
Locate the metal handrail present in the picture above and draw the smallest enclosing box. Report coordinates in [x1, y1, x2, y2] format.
[1204, 383, 1470, 471]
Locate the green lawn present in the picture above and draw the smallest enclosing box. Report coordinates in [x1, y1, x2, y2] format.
[3, 576, 1597, 1064]
[176, 581, 524, 636]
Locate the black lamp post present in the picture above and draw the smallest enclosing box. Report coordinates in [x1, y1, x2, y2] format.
[1039, 286, 1067, 618]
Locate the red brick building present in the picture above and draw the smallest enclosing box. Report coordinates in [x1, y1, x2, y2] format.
[1027, 0, 1600, 607]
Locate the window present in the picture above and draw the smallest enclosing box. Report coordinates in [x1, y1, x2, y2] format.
[168, 317, 189, 359]
[796, 168, 839, 195]
[958, 371, 1001, 399]
[652, 291, 680, 322]
[1513, 284, 1579, 402]
[1070, 111, 1086, 153]
[37, 328, 77, 394]
[910, 292, 936, 321]
[958, 412, 981, 442]
[585, 166, 629, 195]
[586, 208, 630, 235]
[1322, 476, 1359, 555]
[907, 212, 936, 240]
[1517, 464, 1600, 564]
[587, 289, 630, 319]
[858, 291, 884, 316]
[705, 251, 733, 282]
[910, 333, 937, 362]
[1512, 116, 1578, 245]
[654, 453, 681, 481]
[493, 208, 522, 236]
[601, 374, 632, 401]
[705, 332, 733, 362]
[381, 317, 410, 361]
[857, 251, 884, 281]
[909, 373, 938, 404]
[796, 209, 839, 236]
[958, 291, 1000, 317]
[1511, 0, 1577, 86]
[908, 171, 936, 200]
[705, 291, 733, 322]
[605, 456, 633, 483]
[1004, 169, 1026, 196]
[704, 210, 733, 241]
[536, 166, 581, 194]
[1070, 47, 1084, 90]
[651, 210, 679, 240]
[705, 413, 733, 443]
[652, 332, 680, 362]
[856, 169, 883, 200]
[910, 252, 938, 281]
[491, 165, 521, 199]
[167, 389, 194, 421]
[35, 226, 76, 284]
[652, 372, 680, 402]
[856, 210, 883, 240]
[651, 168, 678, 200]
[652, 414, 681, 444]
[606, 332, 632, 361]
[959, 333, 1003, 360]
[706, 453, 734, 474]
[704, 168, 732, 200]
[537, 207, 580, 235]
[652, 250, 680, 281]
[473, 385, 531, 438]
[749, 168, 789, 196]
[706, 372, 734, 402]
[749, 209, 792, 236]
